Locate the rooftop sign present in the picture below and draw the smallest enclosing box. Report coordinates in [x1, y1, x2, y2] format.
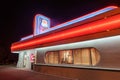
[20, 6, 118, 41]
[12, 14, 120, 51]
[33, 14, 50, 36]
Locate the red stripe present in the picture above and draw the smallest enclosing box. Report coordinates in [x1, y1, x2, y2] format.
[11, 14, 120, 51]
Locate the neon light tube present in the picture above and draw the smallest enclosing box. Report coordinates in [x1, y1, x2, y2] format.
[21, 6, 118, 41]
[35, 6, 118, 34]
[11, 14, 120, 51]
[21, 34, 33, 41]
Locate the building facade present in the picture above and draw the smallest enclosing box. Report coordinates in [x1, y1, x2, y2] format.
[11, 5, 120, 79]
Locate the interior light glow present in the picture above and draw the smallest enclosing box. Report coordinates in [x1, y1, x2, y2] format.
[11, 14, 120, 51]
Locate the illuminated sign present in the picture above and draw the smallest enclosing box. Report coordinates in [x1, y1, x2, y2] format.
[11, 13, 120, 51]
[33, 14, 50, 36]
[35, 6, 118, 34]
[20, 6, 117, 41]
[11, 6, 119, 51]
[30, 53, 35, 63]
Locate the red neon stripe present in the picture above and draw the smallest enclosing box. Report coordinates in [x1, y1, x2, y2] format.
[32, 6, 118, 36]
[48, 6, 118, 29]
[11, 14, 120, 51]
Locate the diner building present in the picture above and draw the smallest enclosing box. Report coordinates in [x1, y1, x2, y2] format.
[11, 5, 120, 71]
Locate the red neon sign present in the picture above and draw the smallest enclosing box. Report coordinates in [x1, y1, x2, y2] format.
[11, 14, 120, 51]
[30, 54, 35, 63]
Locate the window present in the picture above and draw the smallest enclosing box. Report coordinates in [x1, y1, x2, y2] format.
[73, 48, 100, 66]
[46, 51, 59, 64]
[90, 48, 100, 66]
[73, 49, 82, 65]
[45, 47, 100, 66]
[59, 50, 73, 64]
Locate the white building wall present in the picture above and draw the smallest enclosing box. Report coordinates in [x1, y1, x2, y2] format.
[17, 52, 24, 68]
[16, 49, 36, 69]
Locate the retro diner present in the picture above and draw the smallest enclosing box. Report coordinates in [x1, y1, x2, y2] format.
[11, 6, 120, 70]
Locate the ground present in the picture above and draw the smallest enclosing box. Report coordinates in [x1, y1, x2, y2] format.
[0, 65, 76, 80]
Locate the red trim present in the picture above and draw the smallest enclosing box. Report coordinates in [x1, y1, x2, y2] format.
[11, 14, 120, 51]
[32, 6, 118, 36]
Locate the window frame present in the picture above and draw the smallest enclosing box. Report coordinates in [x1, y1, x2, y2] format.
[45, 47, 100, 66]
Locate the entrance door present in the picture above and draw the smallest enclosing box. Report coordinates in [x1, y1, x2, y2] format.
[23, 52, 27, 68]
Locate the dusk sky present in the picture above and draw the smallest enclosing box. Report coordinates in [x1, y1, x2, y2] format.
[0, 0, 120, 53]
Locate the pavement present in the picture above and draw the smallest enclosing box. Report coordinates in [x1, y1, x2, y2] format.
[0, 65, 76, 80]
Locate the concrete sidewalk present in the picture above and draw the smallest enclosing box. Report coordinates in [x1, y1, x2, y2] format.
[0, 66, 77, 80]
